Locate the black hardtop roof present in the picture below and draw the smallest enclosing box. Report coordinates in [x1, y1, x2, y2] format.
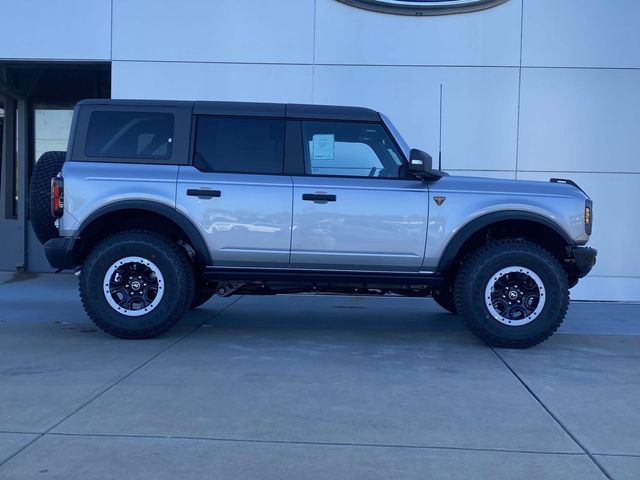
[77, 99, 381, 122]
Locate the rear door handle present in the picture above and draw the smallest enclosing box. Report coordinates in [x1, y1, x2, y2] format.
[187, 189, 221, 198]
[302, 193, 337, 203]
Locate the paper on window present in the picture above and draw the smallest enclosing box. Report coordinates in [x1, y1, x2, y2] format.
[312, 134, 334, 160]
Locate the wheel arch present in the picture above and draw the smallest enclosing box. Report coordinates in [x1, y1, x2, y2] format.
[437, 211, 575, 275]
[74, 200, 212, 266]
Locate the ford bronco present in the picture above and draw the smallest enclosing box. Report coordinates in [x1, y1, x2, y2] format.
[29, 99, 596, 347]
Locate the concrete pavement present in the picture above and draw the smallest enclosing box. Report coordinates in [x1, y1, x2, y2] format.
[0, 272, 639, 479]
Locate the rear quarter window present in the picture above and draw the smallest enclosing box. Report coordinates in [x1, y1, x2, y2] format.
[85, 111, 174, 160]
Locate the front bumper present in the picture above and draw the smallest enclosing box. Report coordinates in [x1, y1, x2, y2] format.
[570, 246, 597, 278]
[44, 237, 79, 270]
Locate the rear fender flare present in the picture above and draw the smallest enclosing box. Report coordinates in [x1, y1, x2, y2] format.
[76, 200, 212, 265]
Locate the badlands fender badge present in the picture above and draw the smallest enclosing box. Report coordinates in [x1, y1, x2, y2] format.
[336, 0, 510, 16]
[433, 196, 446, 206]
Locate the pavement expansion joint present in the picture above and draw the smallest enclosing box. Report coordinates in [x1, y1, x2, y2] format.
[0, 297, 242, 469]
[44, 431, 591, 458]
[490, 346, 616, 480]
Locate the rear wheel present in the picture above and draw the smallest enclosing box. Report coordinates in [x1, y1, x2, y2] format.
[80, 230, 194, 339]
[454, 240, 569, 348]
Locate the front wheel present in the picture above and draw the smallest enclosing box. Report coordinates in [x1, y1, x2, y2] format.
[454, 240, 569, 348]
[80, 230, 195, 339]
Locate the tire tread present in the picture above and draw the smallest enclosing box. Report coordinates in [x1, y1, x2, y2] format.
[80, 230, 194, 339]
[454, 239, 569, 348]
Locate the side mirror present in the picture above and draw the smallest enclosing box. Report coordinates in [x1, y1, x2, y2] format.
[408, 149, 443, 181]
[408, 149, 432, 174]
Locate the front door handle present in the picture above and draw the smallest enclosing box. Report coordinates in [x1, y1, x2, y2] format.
[187, 189, 222, 198]
[302, 193, 337, 203]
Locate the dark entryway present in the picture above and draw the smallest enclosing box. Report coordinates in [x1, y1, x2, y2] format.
[0, 62, 110, 272]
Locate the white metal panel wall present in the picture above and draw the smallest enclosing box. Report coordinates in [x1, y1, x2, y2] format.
[522, 0, 640, 68]
[518, 69, 640, 174]
[518, 0, 640, 300]
[112, 0, 315, 64]
[438, 68, 519, 172]
[112, 62, 313, 103]
[0, 0, 111, 60]
[315, 0, 522, 66]
[105, 0, 640, 300]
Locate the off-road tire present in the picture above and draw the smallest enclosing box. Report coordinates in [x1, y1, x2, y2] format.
[80, 230, 195, 339]
[431, 283, 457, 314]
[28, 151, 66, 244]
[454, 240, 569, 348]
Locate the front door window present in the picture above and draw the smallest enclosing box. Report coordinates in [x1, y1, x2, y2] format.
[301, 122, 404, 178]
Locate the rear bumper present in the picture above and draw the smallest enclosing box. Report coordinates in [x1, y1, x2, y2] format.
[570, 246, 597, 278]
[44, 237, 78, 270]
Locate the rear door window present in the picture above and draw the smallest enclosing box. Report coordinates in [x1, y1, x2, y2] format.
[85, 111, 174, 159]
[194, 116, 285, 174]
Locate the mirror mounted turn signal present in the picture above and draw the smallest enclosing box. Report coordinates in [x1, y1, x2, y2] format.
[408, 149, 445, 181]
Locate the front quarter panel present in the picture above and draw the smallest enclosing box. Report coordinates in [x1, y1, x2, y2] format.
[423, 176, 590, 270]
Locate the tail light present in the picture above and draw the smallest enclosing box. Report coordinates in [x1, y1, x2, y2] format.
[51, 176, 64, 218]
[585, 199, 592, 235]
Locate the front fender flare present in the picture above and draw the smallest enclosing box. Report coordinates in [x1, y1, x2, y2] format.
[436, 210, 575, 273]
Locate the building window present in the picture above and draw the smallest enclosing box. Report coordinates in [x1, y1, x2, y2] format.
[33, 107, 74, 163]
[194, 116, 285, 175]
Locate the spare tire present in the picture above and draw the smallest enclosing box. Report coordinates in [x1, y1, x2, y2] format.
[29, 151, 66, 244]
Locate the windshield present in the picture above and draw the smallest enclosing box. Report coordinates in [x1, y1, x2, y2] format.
[380, 113, 410, 160]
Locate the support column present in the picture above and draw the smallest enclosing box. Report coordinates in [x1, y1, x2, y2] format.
[16, 99, 29, 272]
[1, 97, 16, 219]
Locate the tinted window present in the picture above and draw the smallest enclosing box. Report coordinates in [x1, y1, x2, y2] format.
[195, 117, 285, 174]
[86, 111, 174, 159]
[301, 122, 403, 178]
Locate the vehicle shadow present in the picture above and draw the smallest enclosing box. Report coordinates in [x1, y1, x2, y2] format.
[200, 294, 468, 334]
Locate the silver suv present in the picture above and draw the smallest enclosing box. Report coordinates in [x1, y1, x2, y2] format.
[30, 99, 596, 348]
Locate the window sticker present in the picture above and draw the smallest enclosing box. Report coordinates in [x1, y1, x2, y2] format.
[312, 134, 335, 161]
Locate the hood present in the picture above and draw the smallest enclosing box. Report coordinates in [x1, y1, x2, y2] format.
[433, 174, 589, 200]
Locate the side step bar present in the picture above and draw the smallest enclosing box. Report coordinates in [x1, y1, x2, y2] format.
[202, 267, 444, 287]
